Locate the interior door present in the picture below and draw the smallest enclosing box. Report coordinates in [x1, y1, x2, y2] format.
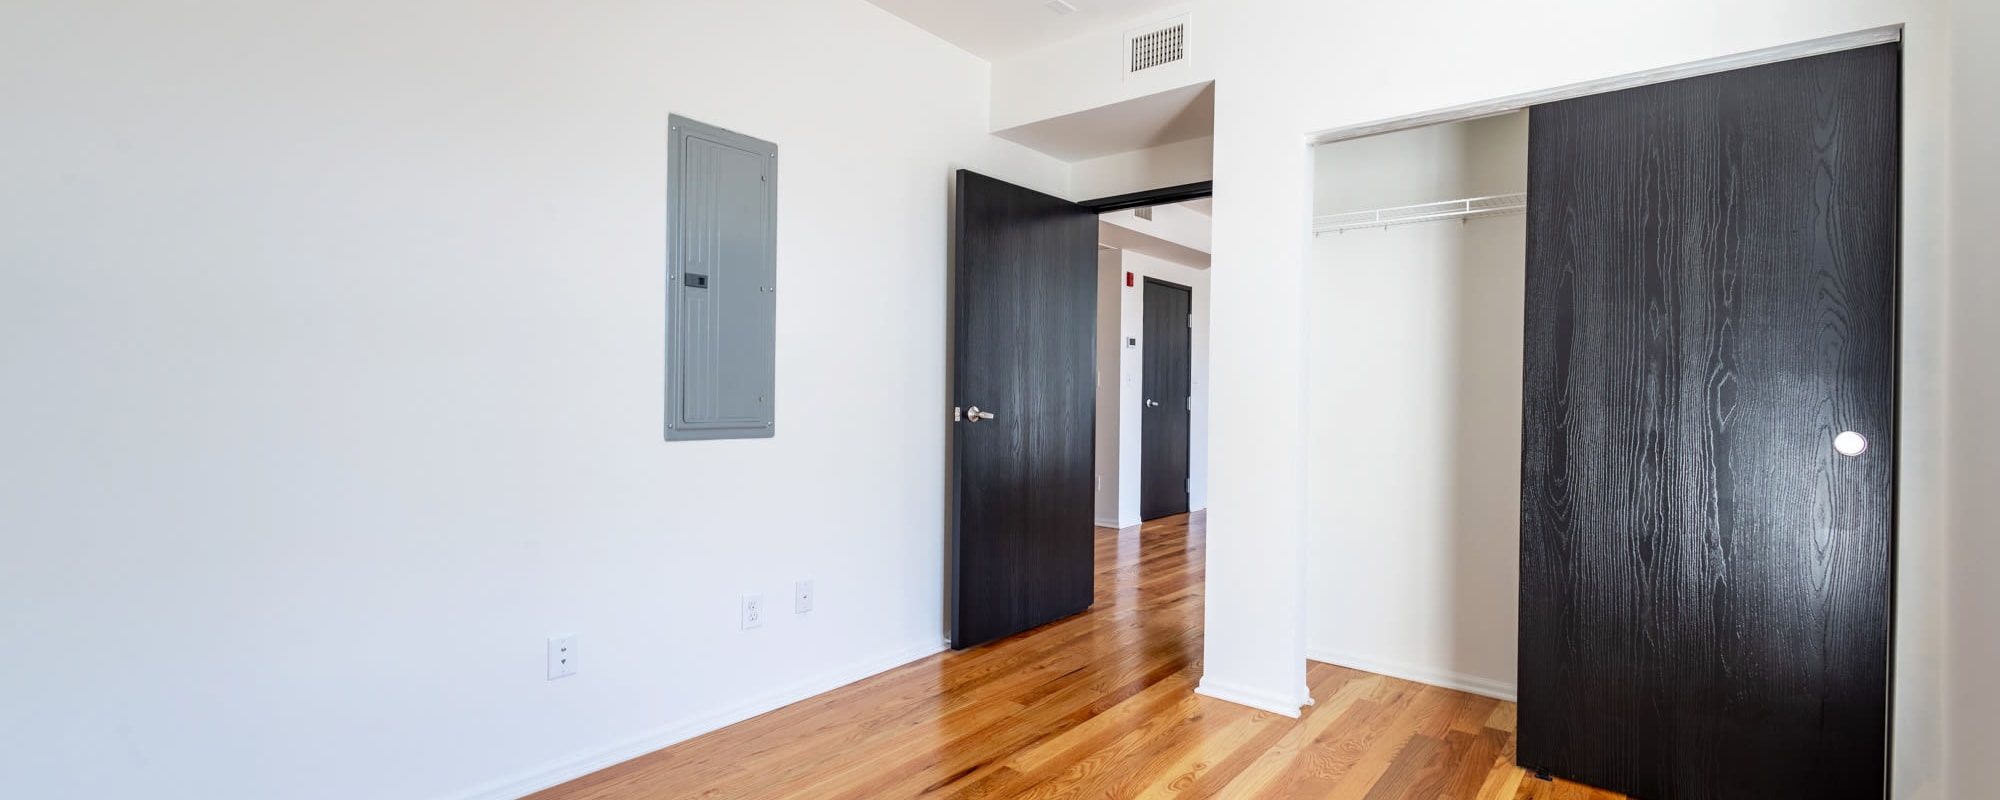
[1518, 45, 1899, 799]
[1140, 278, 1192, 520]
[950, 170, 1098, 650]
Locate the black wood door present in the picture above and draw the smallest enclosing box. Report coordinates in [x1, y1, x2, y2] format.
[1141, 278, 1192, 520]
[950, 170, 1098, 650]
[1518, 45, 1899, 799]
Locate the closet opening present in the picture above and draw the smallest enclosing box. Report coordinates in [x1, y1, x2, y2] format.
[1304, 111, 1529, 700]
[1300, 35, 1899, 799]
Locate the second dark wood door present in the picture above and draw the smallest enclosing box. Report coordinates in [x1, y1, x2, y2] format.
[1140, 278, 1192, 520]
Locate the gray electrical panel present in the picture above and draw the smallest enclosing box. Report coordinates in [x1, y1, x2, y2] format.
[666, 115, 777, 441]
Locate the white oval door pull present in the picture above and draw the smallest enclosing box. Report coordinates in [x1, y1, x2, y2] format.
[1834, 431, 1868, 457]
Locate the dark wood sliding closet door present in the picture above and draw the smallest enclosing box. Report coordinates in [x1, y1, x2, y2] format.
[1519, 44, 1899, 800]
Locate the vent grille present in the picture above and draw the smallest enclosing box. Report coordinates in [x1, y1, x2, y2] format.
[1135, 206, 1154, 221]
[1128, 23, 1185, 73]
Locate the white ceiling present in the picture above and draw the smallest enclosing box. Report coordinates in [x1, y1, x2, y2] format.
[866, 0, 1191, 60]
[995, 81, 1212, 161]
[1099, 200, 1211, 269]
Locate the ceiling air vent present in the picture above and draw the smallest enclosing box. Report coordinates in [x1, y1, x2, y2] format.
[1125, 17, 1187, 76]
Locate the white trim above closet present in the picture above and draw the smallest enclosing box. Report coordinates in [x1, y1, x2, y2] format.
[1305, 25, 1901, 145]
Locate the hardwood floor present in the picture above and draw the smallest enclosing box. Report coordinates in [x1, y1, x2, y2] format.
[527, 513, 1624, 800]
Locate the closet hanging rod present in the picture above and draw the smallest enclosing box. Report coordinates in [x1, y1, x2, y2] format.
[1313, 192, 1527, 235]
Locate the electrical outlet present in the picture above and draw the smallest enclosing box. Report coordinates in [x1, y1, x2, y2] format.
[741, 594, 763, 629]
[547, 634, 577, 680]
[795, 580, 814, 613]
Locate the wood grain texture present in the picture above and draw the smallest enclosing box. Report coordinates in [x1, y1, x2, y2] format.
[1519, 45, 1899, 799]
[950, 170, 1100, 649]
[525, 514, 1622, 800]
[1141, 278, 1193, 520]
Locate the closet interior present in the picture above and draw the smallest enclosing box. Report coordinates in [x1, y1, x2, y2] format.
[1306, 112, 1529, 699]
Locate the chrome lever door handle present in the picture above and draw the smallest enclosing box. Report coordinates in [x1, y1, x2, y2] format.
[1146, 399, 1160, 408]
[966, 406, 995, 422]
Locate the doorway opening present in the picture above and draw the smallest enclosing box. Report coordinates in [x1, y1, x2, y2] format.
[1092, 195, 1211, 528]
[947, 81, 1215, 651]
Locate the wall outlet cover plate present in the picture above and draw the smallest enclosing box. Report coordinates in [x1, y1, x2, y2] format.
[547, 634, 578, 680]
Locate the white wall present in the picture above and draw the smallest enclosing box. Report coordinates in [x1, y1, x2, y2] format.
[0, 2, 1067, 800]
[1945, 0, 2000, 790]
[1103, 202, 1214, 255]
[989, 0, 1965, 789]
[1094, 248, 1126, 526]
[1314, 117, 1530, 212]
[1306, 114, 1526, 699]
[1070, 136, 1215, 201]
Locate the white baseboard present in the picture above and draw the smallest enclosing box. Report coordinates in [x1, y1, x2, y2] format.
[1094, 517, 1122, 528]
[1194, 676, 1306, 717]
[1306, 647, 1516, 702]
[443, 639, 949, 800]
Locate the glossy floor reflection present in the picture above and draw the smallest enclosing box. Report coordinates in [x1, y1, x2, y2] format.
[527, 512, 1622, 799]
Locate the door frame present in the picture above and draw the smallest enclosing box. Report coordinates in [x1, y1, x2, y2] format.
[945, 176, 1214, 646]
[1080, 181, 1212, 213]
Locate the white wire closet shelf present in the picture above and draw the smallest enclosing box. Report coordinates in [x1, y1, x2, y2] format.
[1313, 192, 1527, 235]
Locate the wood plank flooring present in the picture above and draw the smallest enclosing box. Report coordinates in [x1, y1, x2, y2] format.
[527, 513, 1624, 800]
